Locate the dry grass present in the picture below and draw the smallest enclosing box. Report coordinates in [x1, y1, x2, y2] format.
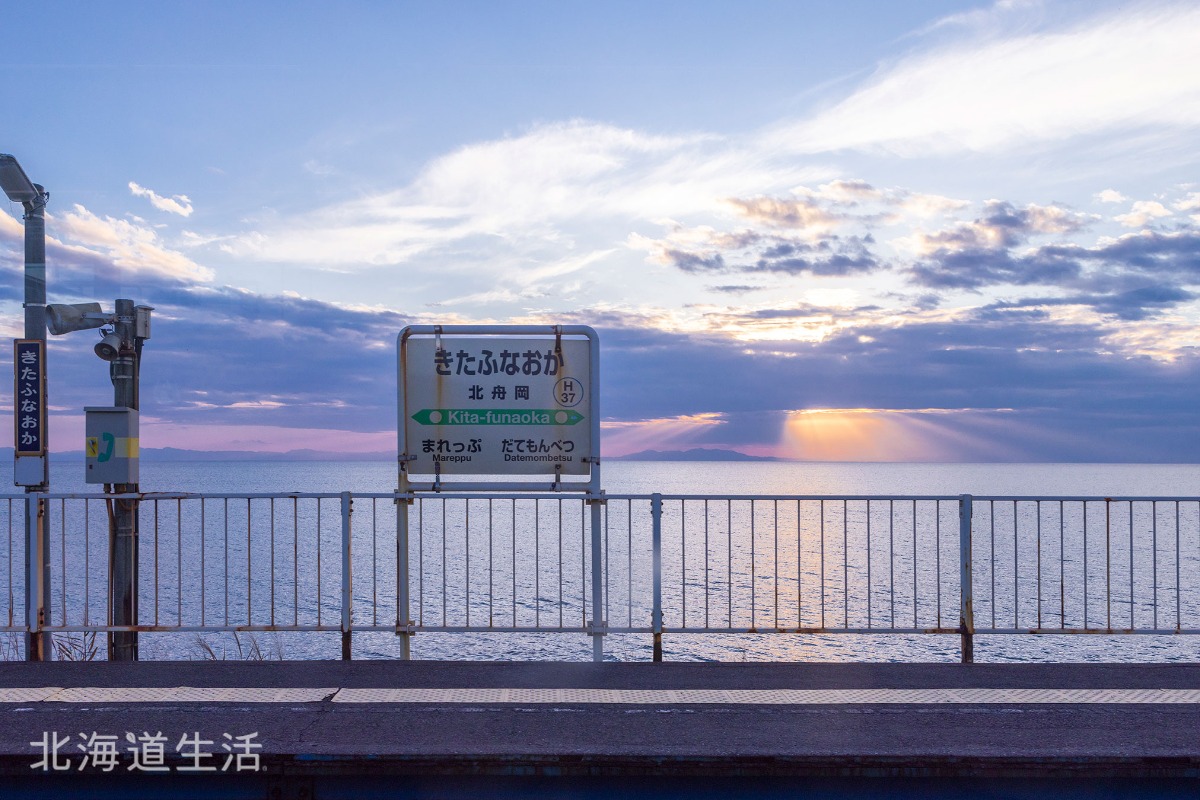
[0, 632, 21, 661]
[193, 631, 285, 661]
[53, 632, 100, 661]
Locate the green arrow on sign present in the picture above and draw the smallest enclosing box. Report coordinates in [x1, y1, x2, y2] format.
[412, 408, 585, 426]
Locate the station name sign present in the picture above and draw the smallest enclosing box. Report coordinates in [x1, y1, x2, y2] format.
[398, 325, 598, 490]
[13, 339, 46, 456]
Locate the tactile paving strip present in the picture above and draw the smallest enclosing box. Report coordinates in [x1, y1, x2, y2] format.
[0, 687, 63, 703]
[329, 687, 1200, 705]
[3, 687, 1200, 704]
[42, 687, 335, 703]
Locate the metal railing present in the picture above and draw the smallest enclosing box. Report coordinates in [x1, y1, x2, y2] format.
[2, 492, 1198, 662]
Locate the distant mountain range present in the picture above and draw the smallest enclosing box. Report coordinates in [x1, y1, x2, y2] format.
[1, 446, 780, 462]
[0, 446, 394, 462]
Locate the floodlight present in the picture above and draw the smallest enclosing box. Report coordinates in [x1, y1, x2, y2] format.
[47, 303, 110, 335]
[0, 153, 42, 204]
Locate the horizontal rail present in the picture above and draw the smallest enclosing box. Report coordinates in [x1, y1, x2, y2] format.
[973, 628, 1200, 635]
[9, 492, 1200, 502]
[42, 625, 343, 633]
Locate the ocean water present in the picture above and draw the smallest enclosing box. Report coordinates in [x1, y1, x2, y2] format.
[4, 459, 1200, 663]
[37, 458, 1200, 497]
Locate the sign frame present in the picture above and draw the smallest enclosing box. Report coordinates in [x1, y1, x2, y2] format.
[397, 325, 600, 494]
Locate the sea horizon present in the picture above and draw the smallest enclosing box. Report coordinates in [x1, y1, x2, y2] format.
[7, 444, 1200, 466]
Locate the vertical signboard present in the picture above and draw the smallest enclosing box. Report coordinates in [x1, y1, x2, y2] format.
[398, 325, 599, 492]
[14, 339, 46, 454]
[13, 339, 47, 486]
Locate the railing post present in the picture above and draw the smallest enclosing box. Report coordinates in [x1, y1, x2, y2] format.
[341, 491, 353, 661]
[959, 494, 974, 664]
[25, 492, 47, 661]
[109, 491, 140, 661]
[396, 494, 412, 660]
[588, 496, 605, 662]
[651, 493, 663, 662]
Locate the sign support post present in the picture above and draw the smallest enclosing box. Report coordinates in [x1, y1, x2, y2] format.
[397, 325, 602, 659]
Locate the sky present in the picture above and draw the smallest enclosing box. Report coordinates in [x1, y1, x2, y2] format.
[2, 0, 1200, 462]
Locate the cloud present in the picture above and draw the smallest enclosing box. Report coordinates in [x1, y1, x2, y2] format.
[630, 189, 1200, 341]
[218, 120, 837, 270]
[987, 283, 1197, 323]
[1115, 200, 1173, 227]
[635, 188, 899, 283]
[9, 237, 1200, 462]
[763, 3, 1200, 156]
[895, 192, 971, 218]
[5, 57, 1198, 462]
[21, 279, 413, 439]
[746, 236, 880, 276]
[955, 229, 1200, 324]
[661, 249, 727, 274]
[727, 195, 846, 233]
[1061, 228, 1200, 281]
[907, 201, 1095, 289]
[224, 122, 748, 263]
[913, 200, 1090, 253]
[587, 314, 1200, 461]
[909, 224, 1200, 322]
[706, 285, 765, 295]
[813, 179, 884, 204]
[646, 229, 882, 279]
[128, 182, 194, 217]
[1096, 189, 1126, 204]
[52, 205, 214, 283]
[0, 212, 410, 436]
[0, 209, 22, 239]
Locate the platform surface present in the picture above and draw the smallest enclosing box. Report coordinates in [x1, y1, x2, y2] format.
[3, 661, 1200, 796]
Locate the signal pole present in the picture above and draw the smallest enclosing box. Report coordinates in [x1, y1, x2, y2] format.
[109, 299, 141, 661]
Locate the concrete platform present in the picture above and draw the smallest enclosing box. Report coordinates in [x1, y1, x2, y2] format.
[2, 661, 1200, 797]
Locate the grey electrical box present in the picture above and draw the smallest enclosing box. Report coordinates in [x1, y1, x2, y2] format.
[85, 407, 139, 484]
[135, 305, 153, 339]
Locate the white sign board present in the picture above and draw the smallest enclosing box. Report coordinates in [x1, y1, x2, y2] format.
[398, 325, 599, 491]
